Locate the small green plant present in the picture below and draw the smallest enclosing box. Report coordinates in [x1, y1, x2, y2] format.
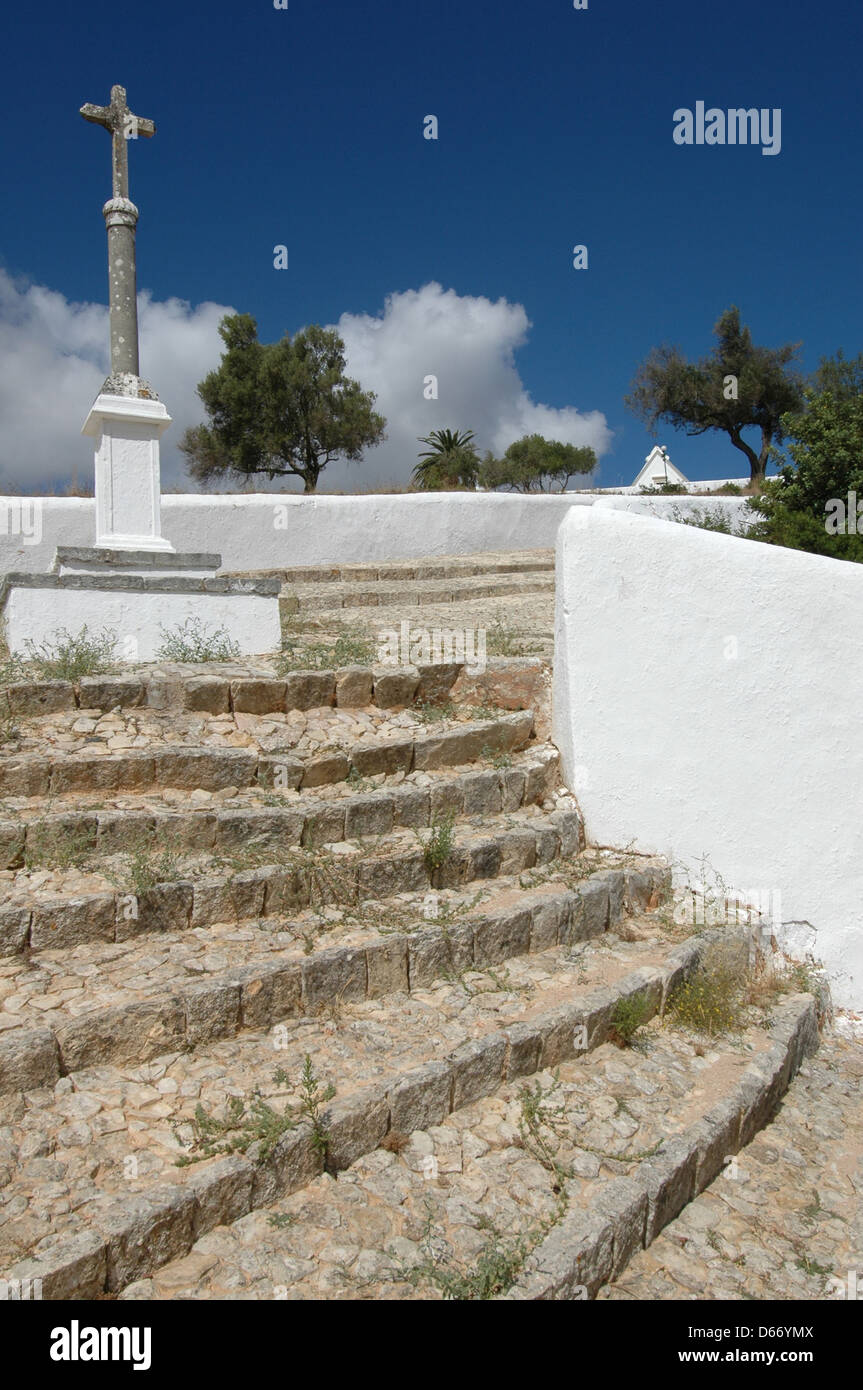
[108, 832, 183, 895]
[796, 1255, 833, 1278]
[0, 717, 21, 745]
[413, 700, 454, 725]
[175, 1055, 335, 1166]
[156, 618, 241, 663]
[268, 1212, 296, 1231]
[277, 1053, 336, 1159]
[517, 1072, 572, 1188]
[667, 939, 749, 1034]
[21, 626, 117, 681]
[418, 811, 456, 874]
[609, 991, 653, 1047]
[403, 1211, 543, 1301]
[276, 632, 375, 673]
[485, 620, 522, 657]
[481, 743, 512, 770]
[24, 821, 94, 872]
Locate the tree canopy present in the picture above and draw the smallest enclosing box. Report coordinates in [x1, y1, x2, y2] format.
[479, 434, 596, 493]
[625, 307, 804, 485]
[411, 429, 480, 490]
[179, 315, 386, 493]
[749, 351, 863, 562]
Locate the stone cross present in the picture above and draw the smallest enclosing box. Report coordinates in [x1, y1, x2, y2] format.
[80, 85, 155, 383]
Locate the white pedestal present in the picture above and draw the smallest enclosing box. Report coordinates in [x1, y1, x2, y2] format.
[82, 394, 174, 552]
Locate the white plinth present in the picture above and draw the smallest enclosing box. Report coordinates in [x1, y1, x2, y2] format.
[82, 394, 174, 553]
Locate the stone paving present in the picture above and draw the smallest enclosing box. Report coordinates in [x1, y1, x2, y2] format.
[117, 1001, 797, 1300]
[599, 1028, 863, 1301]
[0, 548, 859, 1302]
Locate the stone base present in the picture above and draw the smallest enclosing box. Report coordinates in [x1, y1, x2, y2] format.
[82, 394, 173, 552]
[0, 572, 281, 662]
[52, 547, 222, 579]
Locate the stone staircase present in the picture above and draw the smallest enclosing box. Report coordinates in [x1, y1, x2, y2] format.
[0, 551, 845, 1301]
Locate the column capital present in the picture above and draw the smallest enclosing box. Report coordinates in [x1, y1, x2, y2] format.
[102, 196, 139, 228]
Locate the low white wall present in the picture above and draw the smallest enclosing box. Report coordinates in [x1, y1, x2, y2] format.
[4, 587, 281, 662]
[0, 492, 754, 575]
[553, 506, 863, 1010]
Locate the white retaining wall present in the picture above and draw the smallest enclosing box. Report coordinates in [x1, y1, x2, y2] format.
[553, 506, 863, 1010]
[0, 492, 752, 574]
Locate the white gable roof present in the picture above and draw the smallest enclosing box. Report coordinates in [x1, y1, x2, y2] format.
[632, 446, 690, 489]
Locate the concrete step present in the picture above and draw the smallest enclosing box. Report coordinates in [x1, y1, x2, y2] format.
[0, 873, 710, 1298]
[113, 992, 819, 1302]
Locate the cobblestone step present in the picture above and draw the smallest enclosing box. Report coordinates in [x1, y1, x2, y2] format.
[221, 550, 555, 587]
[0, 657, 544, 722]
[108, 990, 817, 1301]
[0, 744, 559, 886]
[280, 573, 555, 616]
[0, 892, 703, 1298]
[597, 1027, 863, 1301]
[0, 711, 535, 801]
[0, 858, 663, 1097]
[0, 801, 584, 975]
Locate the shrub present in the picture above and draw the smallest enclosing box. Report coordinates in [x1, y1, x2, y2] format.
[155, 618, 241, 662]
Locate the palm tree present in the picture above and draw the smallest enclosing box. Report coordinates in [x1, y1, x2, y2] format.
[412, 428, 480, 490]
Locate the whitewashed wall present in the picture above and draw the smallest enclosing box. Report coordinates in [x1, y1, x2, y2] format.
[0, 492, 753, 574]
[553, 506, 863, 1010]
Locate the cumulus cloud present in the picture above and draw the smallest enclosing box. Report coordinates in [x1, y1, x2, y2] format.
[0, 269, 232, 490]
[0, 273, 611, 493]
[331, 283, 611, 489]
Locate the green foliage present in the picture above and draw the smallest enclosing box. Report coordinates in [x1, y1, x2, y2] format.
[155, 617, 241, 663]
[276, 631, 376, 673]
[174, 1055, 334, 1166]
[412, 700, 454, 724]
[626, 306, 804, 484]
[403, 1208, 550, 1300]
[24, 822, 94, 872]
[668, 939, 749, 1035]
[748, 352, 863, 562]
[609, 991, 653, 1046]
[20, 626, 117, 681]
[180, 315, 386, 493]
[479, 434, 596, 493]
[412, 429, 480, 490]
[418, 811, 456, 873]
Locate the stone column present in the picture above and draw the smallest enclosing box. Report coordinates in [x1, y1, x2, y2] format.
[103, 197, 141, 379]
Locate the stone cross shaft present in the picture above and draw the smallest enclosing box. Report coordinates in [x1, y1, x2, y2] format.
[80, 85, 155, 381]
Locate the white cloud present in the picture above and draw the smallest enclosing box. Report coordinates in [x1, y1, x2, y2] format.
[0, 273, 611, 492]
[332, 283, 611, 489]
[0, 269, 232, 490]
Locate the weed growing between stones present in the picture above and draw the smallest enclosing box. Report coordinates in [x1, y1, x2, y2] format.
[412, 700, 454, 725]
[107, 832, 184, 895]
[23, 821, 95, 872]
[275, 632, 376, 673]
[485, 620, 543, 659]
[481, 743, 512, 769]
[399, 1206, 556, 1301]
[417, 811, 456, 874]
[18, 626, 118, 681]
[667, 938, 750, 1034]
[156, 618, 241, 662]
[173, 1054, 334, 1166]
[608, 991, 653, 1047]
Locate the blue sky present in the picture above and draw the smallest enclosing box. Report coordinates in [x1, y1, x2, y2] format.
[1, 0, 860, 490]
